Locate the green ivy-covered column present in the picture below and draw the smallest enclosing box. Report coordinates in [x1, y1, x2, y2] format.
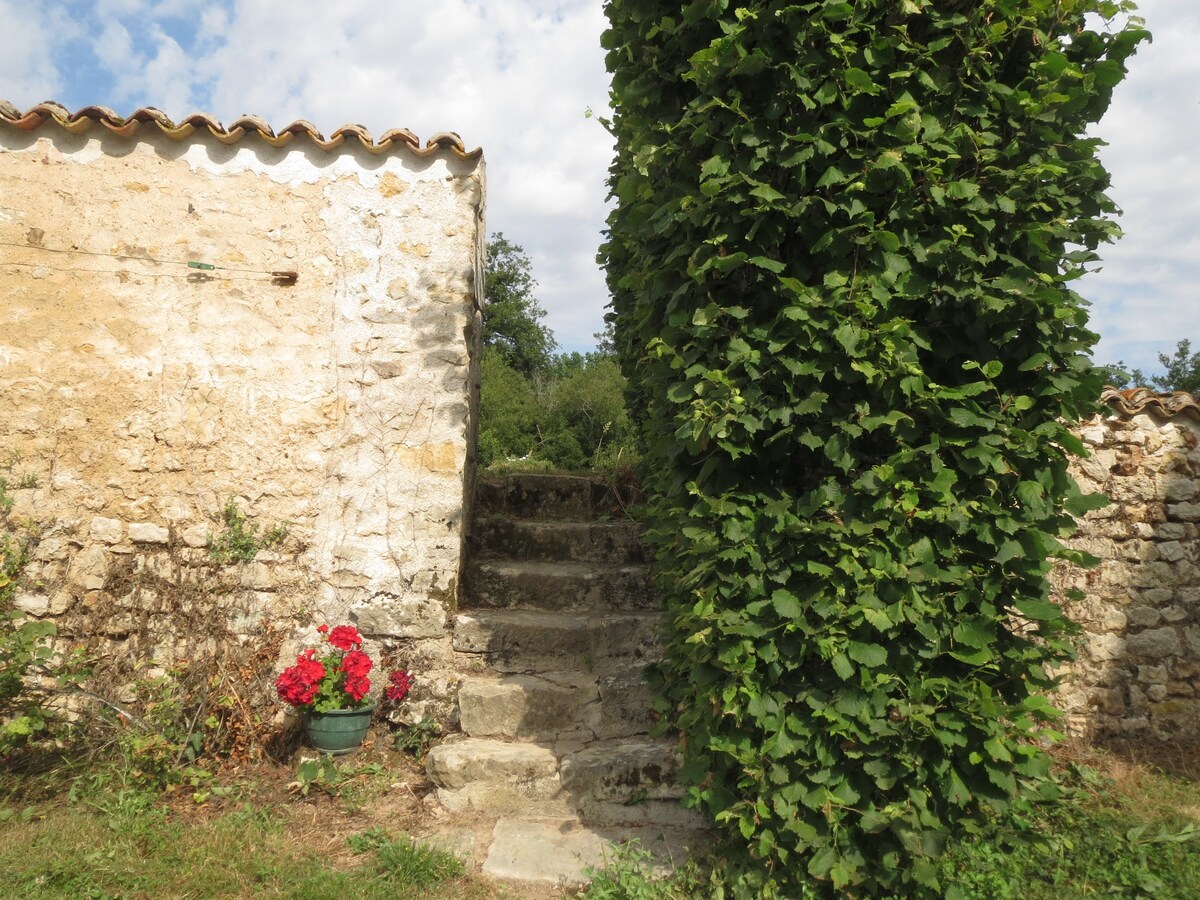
[601, 1, 1146, 894]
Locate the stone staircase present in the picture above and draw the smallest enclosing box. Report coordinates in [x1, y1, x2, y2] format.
[424, 474, 707, 885]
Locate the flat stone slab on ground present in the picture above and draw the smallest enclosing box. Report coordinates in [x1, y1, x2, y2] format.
[482, 817, 708, 885]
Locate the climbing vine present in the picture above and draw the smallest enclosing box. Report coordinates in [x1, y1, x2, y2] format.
[601, 0, 1145, 894]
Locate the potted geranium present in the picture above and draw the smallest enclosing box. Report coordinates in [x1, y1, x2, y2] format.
[276, 624, 378, 754]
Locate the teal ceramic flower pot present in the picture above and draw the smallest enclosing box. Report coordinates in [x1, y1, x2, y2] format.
[304, 702, 375, 754]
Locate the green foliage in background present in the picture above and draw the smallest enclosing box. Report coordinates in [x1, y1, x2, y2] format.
[478, 348, 637, 471]
[1100, 338, 1200, 394]
[483, 233, 557, 376]
[479, 236, 637, 471]
[601, 0, 1145, 894]
[207, 497, 289, 564]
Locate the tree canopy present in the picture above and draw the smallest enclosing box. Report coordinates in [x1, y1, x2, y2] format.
[1101, 339, 1200, 394]
[477, 234, 636, 471]
[483, 233, 556, 376]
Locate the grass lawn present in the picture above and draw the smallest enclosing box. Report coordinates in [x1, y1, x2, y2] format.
[933, 740, 1200, 899]
[0, 734, 508, 900]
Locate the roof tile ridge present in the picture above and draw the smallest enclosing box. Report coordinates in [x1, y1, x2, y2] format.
[0, 100, 482, 160]
[1100, 386, 1200, 423]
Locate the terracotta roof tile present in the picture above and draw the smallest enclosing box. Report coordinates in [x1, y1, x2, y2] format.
[1101, 387, 1200, 423]
[0, 100, 481, 160]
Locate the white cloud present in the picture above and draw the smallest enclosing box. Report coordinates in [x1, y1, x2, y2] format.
[137, 27, 198, 114]
[91, 19, 136, 80]
[0, 1, 62, 104]
[1082, 0, 1200, 371]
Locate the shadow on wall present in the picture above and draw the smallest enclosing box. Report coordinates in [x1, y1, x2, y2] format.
[1053, 389, 1200, 740]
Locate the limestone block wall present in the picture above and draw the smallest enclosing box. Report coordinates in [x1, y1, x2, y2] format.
[0, 104, 485, 716]
[1056, 389, 1200, 739]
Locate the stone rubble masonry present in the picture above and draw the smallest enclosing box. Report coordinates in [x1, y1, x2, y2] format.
[1055, 405, 1200, 739]
[0, 119, 485, 714]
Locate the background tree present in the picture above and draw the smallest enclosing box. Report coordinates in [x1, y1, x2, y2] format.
[483, 233, 556, 376]
[1100, 338, 1200, 393]
[477, 235, 636, 470]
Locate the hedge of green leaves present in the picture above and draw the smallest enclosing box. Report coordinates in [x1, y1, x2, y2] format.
[600, 1, 1145, 894]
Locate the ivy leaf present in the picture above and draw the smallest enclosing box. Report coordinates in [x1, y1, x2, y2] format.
[844, 67, 877, 93]
[749, 255, 787, 273]
[952, 617, 994, 649]
[847, 643, 888, 667]
[1013, 598, 1062, 621]
[1064, 490, 1110, 516]
[831, 653, 854, 680]
[750, 183, 787, 203]
[772, 589, 804, 619]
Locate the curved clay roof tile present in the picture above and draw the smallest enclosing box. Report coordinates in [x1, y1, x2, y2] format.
[1101, 387, 1200, 423]
[0, 100, 482, 160]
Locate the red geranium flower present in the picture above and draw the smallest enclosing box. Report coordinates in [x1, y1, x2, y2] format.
[340, 649, 373, 678]
[276, 654, 326, 706]
[327, 625, 363, 651]
[386, 670, 414, 702]
[343, 673, 371, 702]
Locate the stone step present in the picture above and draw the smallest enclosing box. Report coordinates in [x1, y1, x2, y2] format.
[458, 668, 656, 742]
[462, 558, 655, 612]
[476, 474, 642, 522]
[425, 737, 572, 818]
[453, 610, 664, 674]
[426, 736, 689, 824]
[559, 738, 686, 807]
[481, 817, 708, 886]
[470, 516, 646, 565]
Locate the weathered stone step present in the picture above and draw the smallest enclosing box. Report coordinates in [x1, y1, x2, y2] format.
[462, 558, 655, 611]
[426, 737, 571, 817]
[470, 516, 646, 564]
[559, 738, 685, 806]
[481, 817, 708, 885]
[453, 610, 664, 673]
[476, 474, 642, 522]
[458, 668, 656, 742]
[426, 736, 689, 824]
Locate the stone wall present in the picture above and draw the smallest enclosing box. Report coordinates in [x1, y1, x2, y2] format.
[1056, 389, 1200, 739]
[0, 104, 485, 718]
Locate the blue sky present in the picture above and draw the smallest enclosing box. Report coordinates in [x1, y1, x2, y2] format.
[2, 0, 1197, 376]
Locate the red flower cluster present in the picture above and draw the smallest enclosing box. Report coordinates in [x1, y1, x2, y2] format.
[275, 650, 326, 707]
[275, 623, 375, 712]
[385, 669, 414, 702]
[328, 625, 363, 651]
[340, 649, 373, 702]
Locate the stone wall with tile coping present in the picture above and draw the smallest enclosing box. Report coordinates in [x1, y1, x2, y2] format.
[1055, 397, 1200, 739]
[0, 121, 485, 718]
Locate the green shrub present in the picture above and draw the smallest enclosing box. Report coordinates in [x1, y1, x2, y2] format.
[578, 842, 706, 900]
[602, 1, 1145, 894]
[0, 610, 59, 755]
[478, 347, 541, 468]
[478, 348, 638, 471]
[207, 497, 289, 564]
[543, 357, 637, 470]
[348, 828, 464, 887]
